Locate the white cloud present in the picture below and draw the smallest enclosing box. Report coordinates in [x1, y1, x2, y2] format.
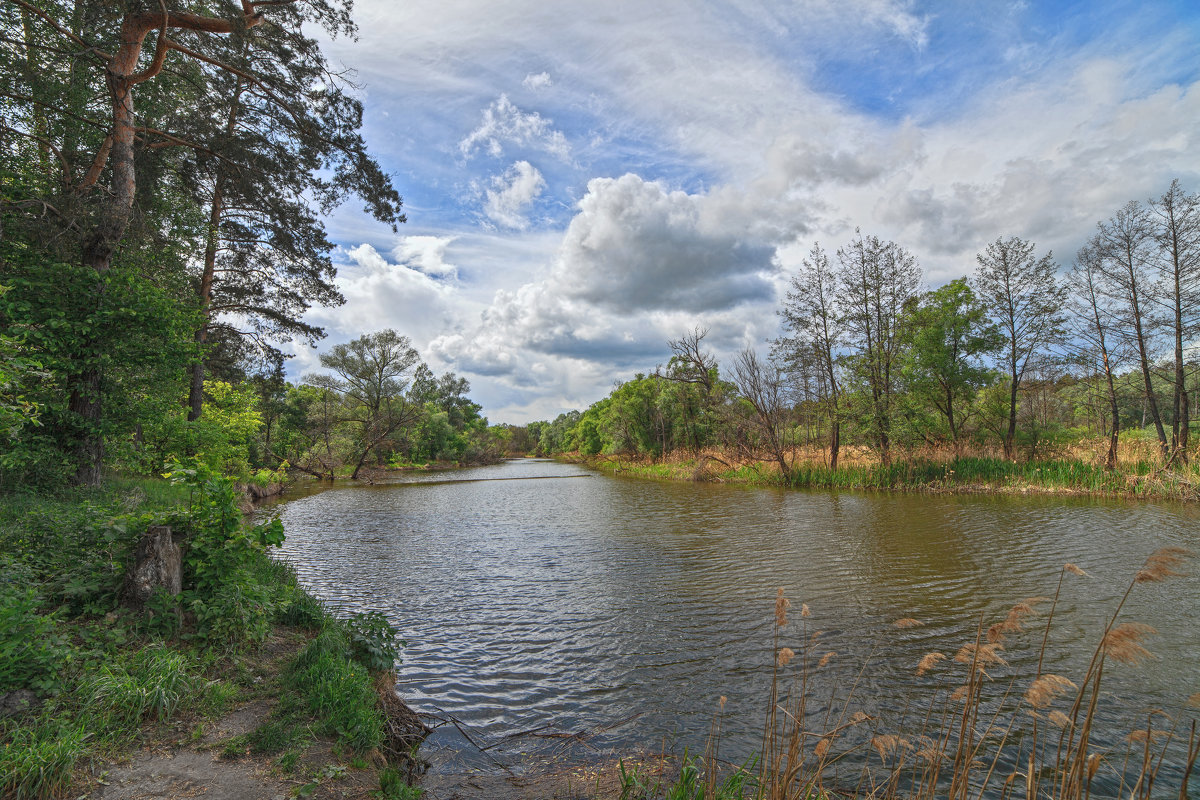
[458, 94, 570, 161]
[306, 0, 1200, 423]
[522, 71, 553, 90]
[308, 243, 457, 352]
[482, 161, 546, 229]
[551, 174, 778, 313]
[390, 236, 459, 279]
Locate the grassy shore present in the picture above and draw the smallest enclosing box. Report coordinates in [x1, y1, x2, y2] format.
[583, 442, 1200, 501]
[0, 475, 425, 800]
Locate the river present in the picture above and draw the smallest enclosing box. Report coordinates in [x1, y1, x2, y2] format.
[264, 458, 1200, 795]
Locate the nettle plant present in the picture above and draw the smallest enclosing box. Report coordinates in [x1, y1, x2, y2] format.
[165, 461, 285, 649]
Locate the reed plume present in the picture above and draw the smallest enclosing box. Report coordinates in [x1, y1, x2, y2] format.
[916, 652, 946, 676]
[1135, 546, 1190, 583]
[1101, 622, 1156, 665]
[1023, 674, 1076, 708]
[893, 617, 924, 628]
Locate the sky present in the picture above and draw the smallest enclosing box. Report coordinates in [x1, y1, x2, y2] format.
[292, 0, 1200, 424]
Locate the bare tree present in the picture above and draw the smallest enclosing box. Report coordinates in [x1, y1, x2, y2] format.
[1069, 243, 1129, 469]
[659, 327, 721, 453]
[1148, 180, 1199, 463]
[729, 349, 792, 479]
[1092, 203, 1169, 460]
[973, 236, 1067, 460]
[773, 243, 843, 469]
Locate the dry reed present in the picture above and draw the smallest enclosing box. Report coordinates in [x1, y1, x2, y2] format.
[677, 548, 1197, 800]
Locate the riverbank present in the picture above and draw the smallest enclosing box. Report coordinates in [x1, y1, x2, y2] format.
[580, 451, 1200, 501]
[0, 475, 426, 800]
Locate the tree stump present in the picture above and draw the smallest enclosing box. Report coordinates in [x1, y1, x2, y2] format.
[124, 525, 182, 607]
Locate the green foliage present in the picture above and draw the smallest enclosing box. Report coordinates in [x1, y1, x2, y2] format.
[246, 718, 312, 756]
[345, 611, 404, 674]
[376, 766, 423, 799]
[168, 463, 286, 649]
[0, 250, 200, 489]
[0, 582, 69, 695]
[82, 645, 201, 733]
[133, 381, 265, 479]
[0, 718, 88, 800]
[289, 628, 385, 753]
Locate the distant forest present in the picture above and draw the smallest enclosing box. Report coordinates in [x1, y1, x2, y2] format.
[521, 181, 1199, 475]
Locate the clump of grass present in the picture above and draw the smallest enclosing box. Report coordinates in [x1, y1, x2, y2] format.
[0, 718, 88, 800]
[288, 627, 386, 754]
[82, 644, 203, 737]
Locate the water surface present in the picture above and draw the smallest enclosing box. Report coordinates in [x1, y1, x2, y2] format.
[266, 459, 1200, 792]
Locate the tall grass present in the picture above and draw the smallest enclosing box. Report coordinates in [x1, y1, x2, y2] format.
[585, 450, 1200, 500]
[633, 548, 1198, 799]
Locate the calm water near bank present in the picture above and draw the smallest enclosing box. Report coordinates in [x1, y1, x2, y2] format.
[264, 459, 1200, 791]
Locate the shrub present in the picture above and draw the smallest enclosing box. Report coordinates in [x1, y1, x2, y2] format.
[0, 583, 69, 695]
[345, 611, 404, 674]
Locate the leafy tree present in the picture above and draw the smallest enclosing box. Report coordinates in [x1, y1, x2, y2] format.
[900, 279, 1001, 451]
[181, 8, 404, 420]
[306, 330, 420, 479]
[2, 0, 397, 485]
[837, 231, 921, 466]
[973, 236, 1067, 459]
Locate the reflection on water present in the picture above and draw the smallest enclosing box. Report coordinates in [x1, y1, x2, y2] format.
[266, 459, 1200, 791]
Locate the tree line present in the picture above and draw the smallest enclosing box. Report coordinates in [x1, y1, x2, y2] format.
[523, 180, 1199, 475]
[0, 2, 509, 487]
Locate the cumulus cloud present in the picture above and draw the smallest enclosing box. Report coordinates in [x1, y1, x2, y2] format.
[308, 244, 456, 350]
[390, 236, 459, 279]
[552, 174, 778, 312]
[458, 94, 570, 161]
[428, 173, 783, 392]
[483, 161, 546, 229]
[522, 71, 553, 90]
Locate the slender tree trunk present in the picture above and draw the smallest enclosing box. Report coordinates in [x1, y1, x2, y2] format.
[189, 181, 224, 421]
[1005, 360, 1019, 460]
[1131, 306, 1168, 460]
[1105, 365, 1120, 470]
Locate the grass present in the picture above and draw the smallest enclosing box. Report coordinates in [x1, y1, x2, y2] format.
[585, 443, 1200, 501]
[621, 548, 1199, 800]
[0, 474, 424, 799]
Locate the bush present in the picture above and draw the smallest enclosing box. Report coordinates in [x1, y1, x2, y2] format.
[345, 611, 404, 674]
[0, 583, 69, 695]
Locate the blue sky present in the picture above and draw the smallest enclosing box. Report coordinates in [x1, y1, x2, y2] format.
[293, 0, 1200, 423]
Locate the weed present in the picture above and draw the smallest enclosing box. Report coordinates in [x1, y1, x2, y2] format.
[0, 583, 69, 695]
[345, 610, 404, 673]
[82, 644, 200, 735]
[377, 765, 423, 799]
[0, 718, 88, 800]
[289, 628, 386, 753]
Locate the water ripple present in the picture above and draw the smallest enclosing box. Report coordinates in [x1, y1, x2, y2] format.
[269, 460, 1200, 779]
